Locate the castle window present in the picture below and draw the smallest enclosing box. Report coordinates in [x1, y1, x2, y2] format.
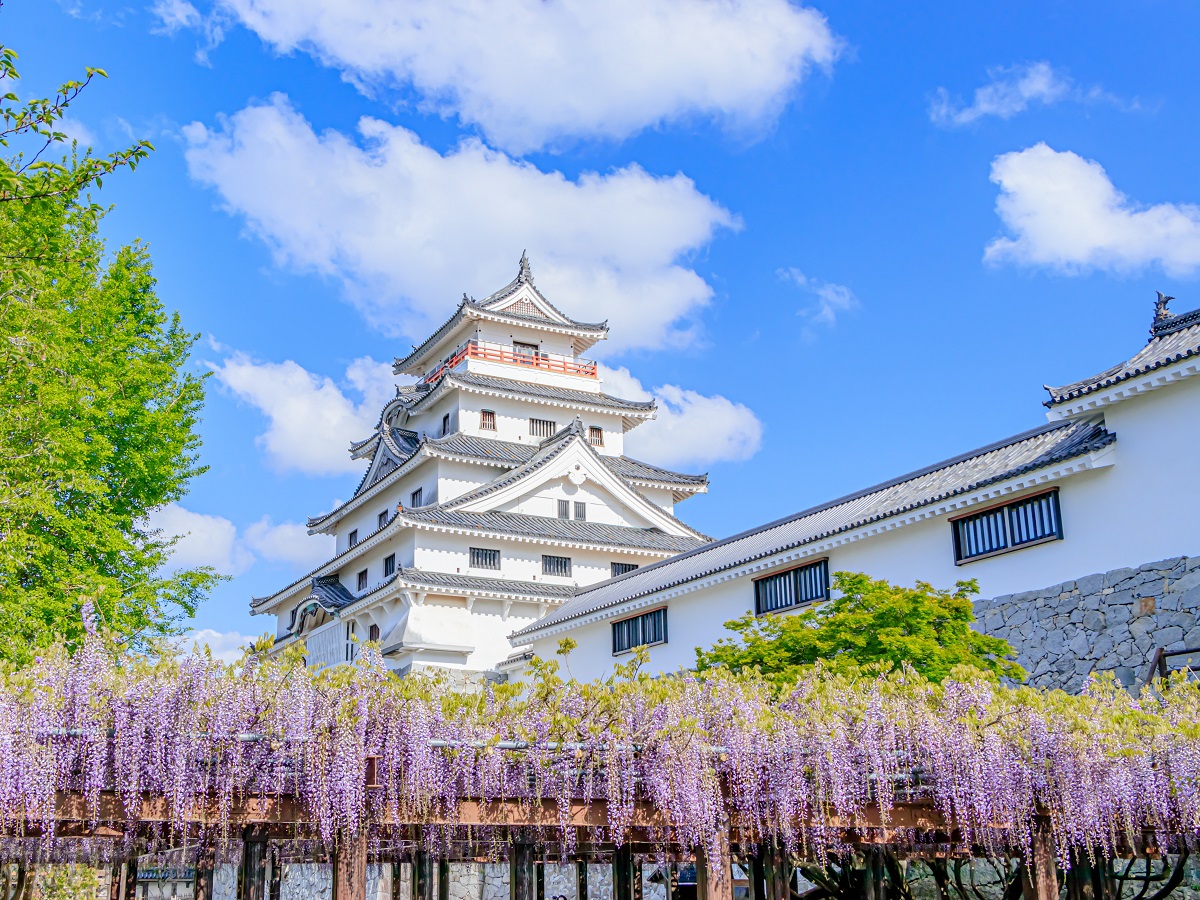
[588, 426, 604, 447]
[530, 417, 557, 438]
[754, 559, 829, 615]
[344, 621, 357, 662]
[383, 554, 396, 577]
[574, 501, 587, 521]
[348, 530, 358, 548]
[952, 489, 1062, 564]
[368, 623, 380, 643]
[514, 341, 539, 358]
[557, 499, 570, 519]
[470, 547, 501, 570]
[410, 488, 423, 508]
[480, 409, 497, 431]
[378, 510, 389, 530]
[356, 569, 368, 591]
[542, 555, 572, 578]
[612, 608, 667, 655]
[611, 562, 638, 578]
[442, 413, 451, 436]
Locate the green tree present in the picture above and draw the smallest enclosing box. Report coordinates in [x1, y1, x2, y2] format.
[695, 571, 1026, 685]
[0, 41, 214, 665]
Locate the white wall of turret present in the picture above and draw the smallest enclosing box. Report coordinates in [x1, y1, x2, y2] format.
[450, 393, 626, 454]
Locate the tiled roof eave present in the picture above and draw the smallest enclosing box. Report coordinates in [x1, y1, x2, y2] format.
[513, 423, 1116, 640]
[407, 372, 656, 419]
[1045, 343, 1200, 406]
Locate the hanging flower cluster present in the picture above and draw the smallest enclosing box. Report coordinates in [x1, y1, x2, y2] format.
[0, 627, 1197, 867]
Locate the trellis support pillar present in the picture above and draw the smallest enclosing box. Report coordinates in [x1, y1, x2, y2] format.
[613, 846, 641, 900]
[194, 842, 216, 900]
[511, 844, 536, 900]
[1021, 824, 1059, 900]
[240, 830, 268, 900]
[414, 849, 434, 900]
[695, 835, 733, 900]
[438, 860, 451, 900]
[333, 831, 368, 900]
[576, 861, 589, 900]
[110, 860, 137, 900]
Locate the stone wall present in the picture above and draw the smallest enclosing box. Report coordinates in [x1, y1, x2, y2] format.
[974, 555, 1200, 693]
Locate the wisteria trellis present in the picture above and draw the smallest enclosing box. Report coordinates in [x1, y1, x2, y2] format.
[0, 620, 1198, 868]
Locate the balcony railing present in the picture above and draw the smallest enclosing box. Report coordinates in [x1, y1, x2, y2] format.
[421, 340, 598, 384]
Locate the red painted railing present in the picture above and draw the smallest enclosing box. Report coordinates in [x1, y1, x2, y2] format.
[422, 340, 598, 383]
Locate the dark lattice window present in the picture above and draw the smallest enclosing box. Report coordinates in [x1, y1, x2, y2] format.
[470, 547, 500, 570]
[383, 554, 396, 577]
[574, 501, 587, 521]
[754, 559, 829, 615]
[356, 569, 368, 591]
[530, 417, 557, 438]
[542, 555, 572, 578]
[557, 499, 570, 519]
[612, 608, 667, 654]
[368, 623, 380, 643]
[348, 529, 358, 548]
[378, 510, 389, 529]
[588, 426, 604, 446]
[953, 490, 1062, 563]
[480, 409, 497, 431]
[410, 488, 423, 508]
[611, 562, 639, 578]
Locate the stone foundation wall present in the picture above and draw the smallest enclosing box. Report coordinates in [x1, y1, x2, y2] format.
[974, 555, 1200, 692]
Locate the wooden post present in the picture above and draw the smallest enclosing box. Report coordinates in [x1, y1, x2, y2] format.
[1021, 825, 1059, 900]
[696, 835, 733, 900]
[334, 832, 368, 900]
[511, 845, 536, 900]
[576, 861, 589, 900]
[392, 863, 406, 900]
[194, 843, 217, 900]
[113, 860, 138, 900]
[414, 851, 434, 900]
[438, 860, 451, 900]
[614, 846, 637, 900]
[861, 849, 883, 900]
[749, 852, 766, 900]
[268, 849, 281, 900]
[241, 833, 268, 900]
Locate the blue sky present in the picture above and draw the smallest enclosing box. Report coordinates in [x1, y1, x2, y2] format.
[7, 0, 1200, 655]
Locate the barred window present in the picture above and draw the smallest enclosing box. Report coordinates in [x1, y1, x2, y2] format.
[611, 562, 639, 578]
[344, 621, 357, 662]
[530, 417, 557, 438]
[442, 413, 451, 437]
[953, 490, 1062, 564]
[356, 569, 368, 591]
[542, 555, 572, 578]
[348, 529, 358, 548]
[514, 341, 540, 358]
[383, 553, 396, 577]
[480, 409, 497, 431]
[557, 499, 570, 519]
[378, 510, 389, 529]
[754, 559, 829, 615]
[368, 623, 380, 643]
[588, 426, 604, 447]
[470, 547, 500, 570]
[574, 501, 587, 521]
[612, 608, 667, 654]
[410, 488, 423, 508]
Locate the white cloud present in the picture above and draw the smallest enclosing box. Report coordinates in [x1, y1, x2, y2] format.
[58, 117, 97, 147]
[191, 0, 838, 153]
[244, 517, 333, 569]
[601, 366, 762, 469]
[985, 143, 1200, 275]
[207, 349, 397, 476]
[149, 0, 202, 34]
[778, 268, 859, 335]
[183, 628, 257, 663]
[184, 96, 738, 352]
[147, 502, 255, 576]
[930, 62, 1073, 126]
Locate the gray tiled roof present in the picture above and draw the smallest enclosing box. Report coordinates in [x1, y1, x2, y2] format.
[395, 567, 577, 599]
[406, 371, 656, 415]
[513, 419, 1116, 638]
[605, 456, 709, 487]
[1045, 303, 1200, 406]
[398, 506, 707, 553]
[310, 574, 357, 610]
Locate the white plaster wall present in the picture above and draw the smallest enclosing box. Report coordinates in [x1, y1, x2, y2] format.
[637, 487, 676, 516]
[437, 459, 508, 504]
[524, 377, 1200, 682]
[474, 320, 578, 358]
[494, 476, 652, 528]
[453, 393, 626, 455]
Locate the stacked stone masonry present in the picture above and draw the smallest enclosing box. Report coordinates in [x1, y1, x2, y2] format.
[974, 555, 1200, 692]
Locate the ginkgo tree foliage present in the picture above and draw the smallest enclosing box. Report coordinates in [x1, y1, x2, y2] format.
[0, 39, 214, 665]
[696, 572, 1027, 685]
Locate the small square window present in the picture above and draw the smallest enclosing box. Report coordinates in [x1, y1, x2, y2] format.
[356, 569, 368, 591]
[542, 555, 572, 578]
[480, 409, 497, 431]
[574, 501, 586, 521]
[383, 553, 396, 577]
[348, 529, 358, 548]
[530, 417, 557, 438]
[557, 499, 570, 519]
[442, 413, 452, 437]
[410, 488, 423, 508]
[378, 510, 389, 530]
[588, 426, 604, 447]
[611, 562, 639, 578]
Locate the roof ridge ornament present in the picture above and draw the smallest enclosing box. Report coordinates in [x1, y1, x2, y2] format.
[1152, 291, 1175, 335]
[518, 250, 533, 285]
